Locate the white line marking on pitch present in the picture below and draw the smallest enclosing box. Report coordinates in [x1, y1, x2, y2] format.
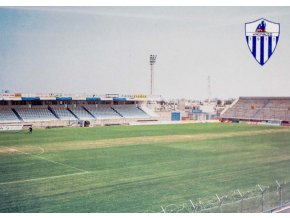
[3, 146, 88, 173]
[0, 171, 89, 186]
[36, 147, 45, 155]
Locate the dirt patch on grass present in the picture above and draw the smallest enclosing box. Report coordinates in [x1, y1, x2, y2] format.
[57, 128, 290, 149]
[0, 147, 18, 154]
[0, 146, 43, 155]
[2, 128, 289, 154]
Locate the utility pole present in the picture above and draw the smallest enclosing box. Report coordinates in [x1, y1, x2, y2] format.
[150, 55, 157, 95]
[207, 76, 211, 103]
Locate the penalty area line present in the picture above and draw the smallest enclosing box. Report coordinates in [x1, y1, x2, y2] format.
[3, 146, 88, 173]
[0, 171, 89, 186]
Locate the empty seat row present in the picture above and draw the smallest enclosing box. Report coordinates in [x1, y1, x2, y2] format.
[0, 109, 20, 123]
[69, 107, 95, 120]
[222, 98, 290, 122]
[113, 105, 150, 118]
[50, 107, 78, 121]
[15, 108, 57, 122]
[85, 105, 121, 120]
[0, 105, 152, 122]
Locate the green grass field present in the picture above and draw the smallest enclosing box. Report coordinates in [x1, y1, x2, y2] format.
[1, 123, 290, 212]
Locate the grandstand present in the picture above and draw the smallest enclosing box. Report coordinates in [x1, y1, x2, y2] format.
[0, 93, 159, 127]
[221, 97, 290, 125]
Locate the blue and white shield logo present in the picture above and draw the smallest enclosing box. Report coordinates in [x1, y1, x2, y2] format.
[245, 18, 280, 66]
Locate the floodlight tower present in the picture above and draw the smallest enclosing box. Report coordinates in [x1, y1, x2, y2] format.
[150, 55, 157, 95]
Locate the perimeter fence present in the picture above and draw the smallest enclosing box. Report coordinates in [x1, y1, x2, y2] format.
[148, 180, 290, 213]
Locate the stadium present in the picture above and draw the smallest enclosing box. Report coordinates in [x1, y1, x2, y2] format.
[1, 6, 290, 214]
[1, 92, 290, 213]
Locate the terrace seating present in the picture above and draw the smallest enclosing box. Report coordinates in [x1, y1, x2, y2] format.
[0, 109, 21, 123]
[221, 97, 290, 122]
[69, 106, 95, 120]
[50, 107, 77, 121]
[84, 105, 121, 120]
[15, 108, 57, 122]
[113, 105, 150, 118]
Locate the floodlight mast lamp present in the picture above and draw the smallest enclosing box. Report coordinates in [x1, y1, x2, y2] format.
[150, 55, 157, 95]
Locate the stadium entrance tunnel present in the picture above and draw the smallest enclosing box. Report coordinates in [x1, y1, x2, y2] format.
[84, 120, 90, 127]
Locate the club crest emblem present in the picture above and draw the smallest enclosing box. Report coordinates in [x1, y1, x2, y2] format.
[245, 18, 280, 66]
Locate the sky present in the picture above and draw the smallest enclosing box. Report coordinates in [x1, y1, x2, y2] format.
[0, 6, 290, 100]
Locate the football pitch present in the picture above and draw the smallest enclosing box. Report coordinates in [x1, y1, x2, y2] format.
[1, 123, 290, 212]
